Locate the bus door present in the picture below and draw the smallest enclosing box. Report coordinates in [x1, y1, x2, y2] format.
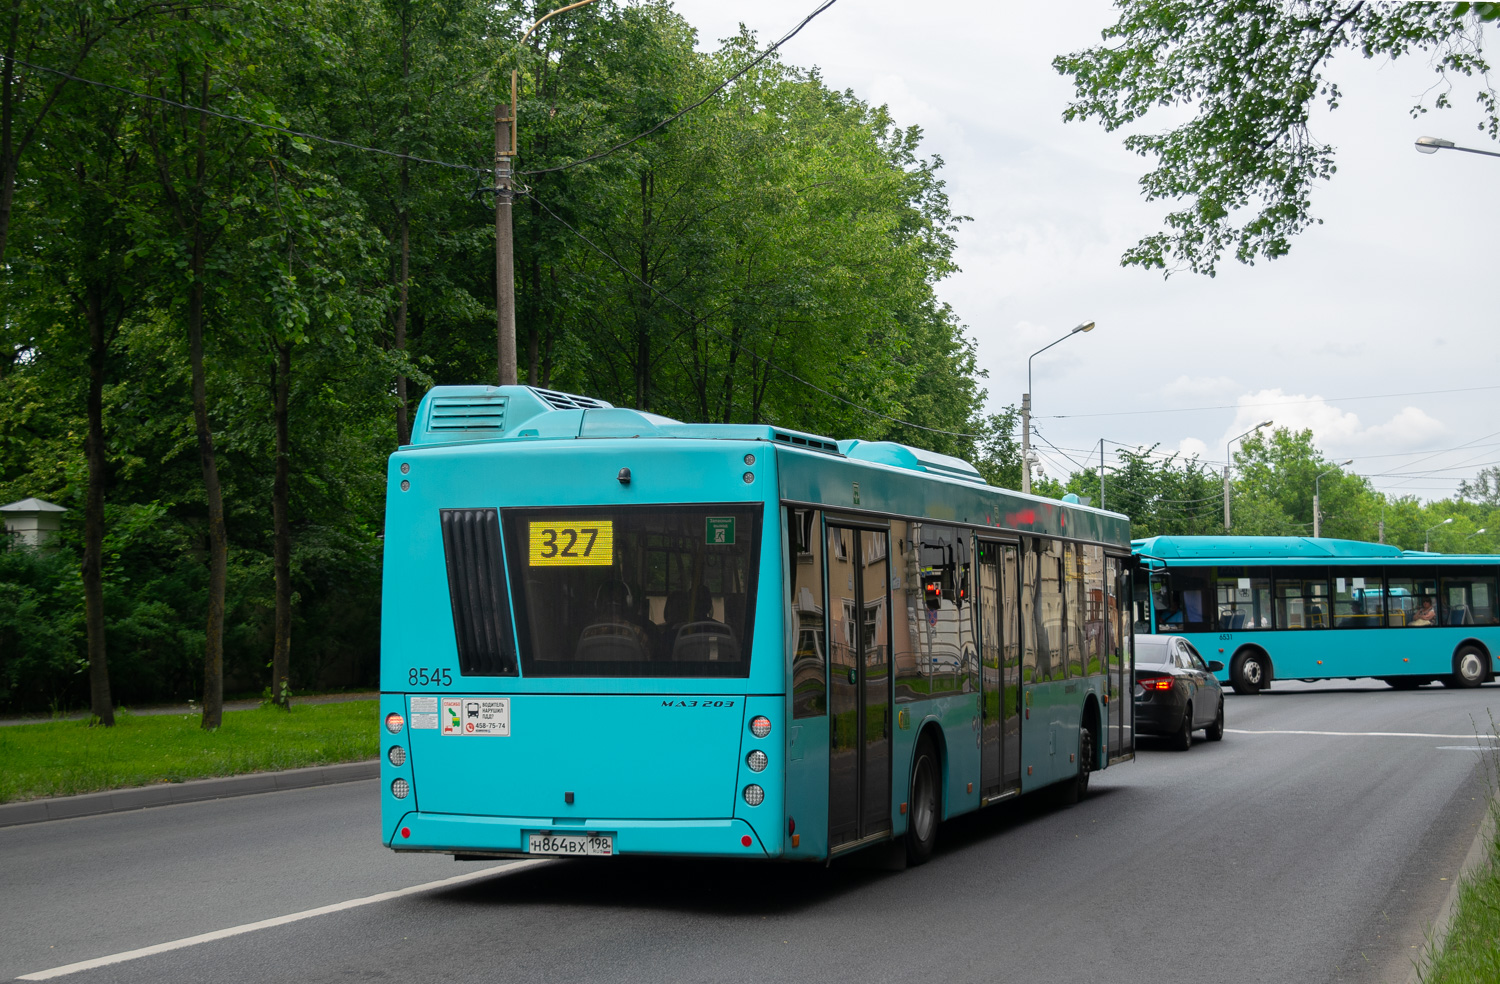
[1108, 554, 1135, 761]
[825, 524, 892, 849]
[978, 540, 1022, 798]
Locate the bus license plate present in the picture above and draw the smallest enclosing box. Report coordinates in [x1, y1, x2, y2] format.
[527, 833, 613, 857]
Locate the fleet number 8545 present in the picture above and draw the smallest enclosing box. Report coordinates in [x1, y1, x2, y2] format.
[408, 667, 453, 686]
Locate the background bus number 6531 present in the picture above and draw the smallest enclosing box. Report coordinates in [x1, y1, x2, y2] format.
[409, 667, 453, 687]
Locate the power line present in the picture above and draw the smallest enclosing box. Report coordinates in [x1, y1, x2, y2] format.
[522, 188, 983, 439]
[1035, 384, 1500, 420]
[518, 0, 839, 176]
[4, 55, 488, 174]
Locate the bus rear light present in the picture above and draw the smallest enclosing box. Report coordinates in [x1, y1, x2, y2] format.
[388, 745, 407, 767]
[749, 716, 772, 738]
[743, 784, 765, 806]
[746, 750, 768, 772]
[385, 712, 405, 734]
[1138, 676, 1174, 691]
[391, 778, 410, 799]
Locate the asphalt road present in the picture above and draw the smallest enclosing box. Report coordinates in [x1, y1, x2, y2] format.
[3, 679, 1496, 984]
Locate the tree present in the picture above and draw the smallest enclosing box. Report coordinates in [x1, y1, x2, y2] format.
[1054, 2, 1498, 275]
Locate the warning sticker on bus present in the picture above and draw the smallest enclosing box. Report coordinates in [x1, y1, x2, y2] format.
[528, 521, 613, 567]
[441, 697, 510, 736]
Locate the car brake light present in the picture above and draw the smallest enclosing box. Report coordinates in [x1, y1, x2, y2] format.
[1137, 676, 1174, 691]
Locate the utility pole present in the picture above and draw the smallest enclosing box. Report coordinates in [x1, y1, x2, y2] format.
[495, 76, 517, 386]
[1099, 438, 1105, 512]
[493, 0, 598, 387]
[1020, 393, 1032, 495]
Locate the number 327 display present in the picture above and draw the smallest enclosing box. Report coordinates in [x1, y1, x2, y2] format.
[528, 520, 613, 566]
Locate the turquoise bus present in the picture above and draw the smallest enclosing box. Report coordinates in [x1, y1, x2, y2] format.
[1133, 536, 1500, 693]
[379, 385, 1135, 866]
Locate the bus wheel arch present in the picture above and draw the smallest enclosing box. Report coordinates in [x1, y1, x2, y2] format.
[1061, 697, 1101, 805]
[1230, 646, 1272, 696]
[1451, 641, 1490, 688]
[905, 726, 943, 865]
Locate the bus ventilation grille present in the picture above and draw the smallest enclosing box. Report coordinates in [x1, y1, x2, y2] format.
[439, 509, 517, 676]
[532, 388, 612, 411]
[429, 396, 507, 432]
[773, 432, 840, 454]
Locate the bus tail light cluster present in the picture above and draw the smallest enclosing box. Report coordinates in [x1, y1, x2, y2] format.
[391, 778, 410, 800]
[749, 715, 772, 738]
[388, 745, 407, 767]
[385, 712, 405, 734]
[1137, 675, 1174, 692]
[743, 784, 765, 807]
[746, 750, 768, 772]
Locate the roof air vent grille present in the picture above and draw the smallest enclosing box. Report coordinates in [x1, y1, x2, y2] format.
[430, 396, 507, 432]
[532, 388, 612, 411]
[773, 432, 839, 454]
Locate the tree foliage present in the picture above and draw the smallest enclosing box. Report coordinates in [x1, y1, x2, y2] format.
[1054, 2, 1498, 275]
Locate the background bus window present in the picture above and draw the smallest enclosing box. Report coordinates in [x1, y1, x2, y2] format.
[1385, 571, 1438, 627]
[1332, 570, 1386, 628]
[788, 508, 826, 718]
[1440, 568, 1499, 625]
[1215, 567, 1271, 630]
[1274, 569, 1330, 629]
[1154, 567, 1212, 634]
[1036, 539, 1065, 681]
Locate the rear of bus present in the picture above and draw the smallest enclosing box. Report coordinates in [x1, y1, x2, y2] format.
[379, 386, 789, 860]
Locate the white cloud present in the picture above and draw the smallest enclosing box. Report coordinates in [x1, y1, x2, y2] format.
[1215, 391, 1449, 457]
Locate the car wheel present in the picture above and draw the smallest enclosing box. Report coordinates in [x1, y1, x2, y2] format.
[1230, 650, 1266, 696]
[1204, 699, 1224, 741]
[1385, 677, 1423, 691]
[1450, 647, 1486, 689]
[905, 736, 939, 865]
[1172, 703, 1193, 751]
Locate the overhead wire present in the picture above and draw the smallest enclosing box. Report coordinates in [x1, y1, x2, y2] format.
[3, 55, 488, 174]
[517, 0, 839, 176]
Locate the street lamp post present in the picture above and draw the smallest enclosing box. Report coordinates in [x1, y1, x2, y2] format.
[1424, 517, 1454, 552]
[1462, 528, 1489, 547]
[1021, 321, 1095, 494]
[1224, 420, 1274, 531]
[1313, 459, 1354, 539]
[1414, 136, 1500, 159]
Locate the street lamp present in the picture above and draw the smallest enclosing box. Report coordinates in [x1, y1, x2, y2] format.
[1224, 420, 1273, 531]
[1414, 136, 1500, 159]
[1313, 459, 1354, 539]
[1424, 517, 1454, 552]
[1021, 321, 1095, 494]
[1462, 528, 1489, 547]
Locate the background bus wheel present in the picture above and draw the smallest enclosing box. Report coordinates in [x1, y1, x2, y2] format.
[905, 737, 939, 865]
[1450, 647, 1486, 689]
[1385, 677, 1422, 690]
[1173, 703, 1193, 751]
[1230, 650, 1266, 696]
[1204, 699, 1224, 741]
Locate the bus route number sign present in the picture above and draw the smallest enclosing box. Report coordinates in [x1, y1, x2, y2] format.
[529, 521, 613, 566]
[706, 517, 735, 545]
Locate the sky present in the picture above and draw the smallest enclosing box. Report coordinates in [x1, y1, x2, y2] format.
[666, 0, 1500, 502]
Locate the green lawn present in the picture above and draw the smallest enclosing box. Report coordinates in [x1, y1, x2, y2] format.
[1420, 804, 1500, 984]
[0, 701, 377, 804]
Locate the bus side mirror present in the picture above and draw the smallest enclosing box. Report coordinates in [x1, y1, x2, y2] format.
[1208, 660, 1224, 673]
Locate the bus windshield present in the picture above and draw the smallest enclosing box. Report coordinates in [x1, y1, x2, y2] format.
[505, 505, 761, 677]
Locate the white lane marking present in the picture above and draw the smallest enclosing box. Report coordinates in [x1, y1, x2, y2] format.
[1226, 728, 1499, 740]
[19, 859, 547, 980]
[1436, 745, 1494, 751]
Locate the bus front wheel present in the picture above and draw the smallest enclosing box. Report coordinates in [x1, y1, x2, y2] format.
[1230, 650, 1268, 696]
[905, 737, 939, 865]
[1449, 647, 1487, 689]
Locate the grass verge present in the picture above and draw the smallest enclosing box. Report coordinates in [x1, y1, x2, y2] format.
[0, 701, 377, 804]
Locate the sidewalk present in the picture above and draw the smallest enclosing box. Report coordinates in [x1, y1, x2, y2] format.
[0, 759, 379, 828]
[0, 691, 377, 727]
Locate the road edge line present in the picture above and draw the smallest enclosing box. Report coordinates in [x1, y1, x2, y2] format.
[17, 859, 546, 980]
[0, 760, 379, 829]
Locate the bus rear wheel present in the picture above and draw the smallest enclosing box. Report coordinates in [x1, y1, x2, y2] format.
[1384, 677, 1423, 690]
[1230, 650, 1267, 696]
[1449, 647, 1486, 689]
[904, 737, 939, 865]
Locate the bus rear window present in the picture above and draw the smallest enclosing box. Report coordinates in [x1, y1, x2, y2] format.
[504, 506, 761, 677]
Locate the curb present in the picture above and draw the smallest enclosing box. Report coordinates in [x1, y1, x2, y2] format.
[0, 760, 379, 829]
[1402, 789, 1499, 984]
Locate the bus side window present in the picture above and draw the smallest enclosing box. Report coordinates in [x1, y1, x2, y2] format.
[789, 508, 826, 718]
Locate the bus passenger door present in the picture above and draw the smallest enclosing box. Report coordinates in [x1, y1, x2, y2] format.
[978, 540, 1022, 799]
[826, 525, 892, 849]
